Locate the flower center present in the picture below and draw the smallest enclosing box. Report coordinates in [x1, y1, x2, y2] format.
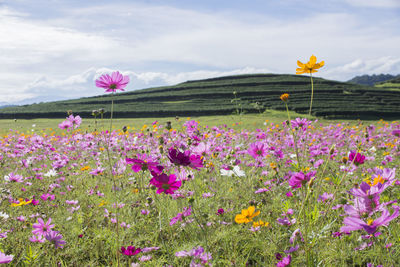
[109, 84, 117, 89]
[162, 184, 170, 190]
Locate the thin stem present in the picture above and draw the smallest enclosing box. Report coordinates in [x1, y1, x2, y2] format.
[285, 102, 301, 168]
[309, 74, 314, 116]
[110, 93, 114, 134]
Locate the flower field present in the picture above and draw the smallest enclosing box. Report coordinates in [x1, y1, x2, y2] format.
[0, 114, 399, 266]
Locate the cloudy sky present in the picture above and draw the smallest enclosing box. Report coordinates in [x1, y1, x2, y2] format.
[0, 0, 399, 104]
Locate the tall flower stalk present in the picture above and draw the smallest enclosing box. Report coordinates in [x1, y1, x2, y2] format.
[95, 71, 130, 267]
[280, 93, 300, 168]
[296, 55, 324, 116]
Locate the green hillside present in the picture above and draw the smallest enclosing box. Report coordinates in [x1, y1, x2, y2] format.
[375, 76, 400, 89]
[1, 74, 399, 120]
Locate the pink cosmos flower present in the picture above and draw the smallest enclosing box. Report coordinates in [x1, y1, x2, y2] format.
[247, 142, 267, 159]
[58, 120, 73, 130]
[29, 234, 46, 243]
[95, 71, 130, 93]
[120, 246, 141, 256]
[32, 218, 55, 236]
[150, 173, 182, 194]
[170, 206, 192, 225]
[67, 115, 82, 129]
[0, 251, 13, 264]
[291, 118, 310, 129]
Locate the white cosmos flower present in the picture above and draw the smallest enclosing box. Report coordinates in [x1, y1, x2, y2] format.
[220, 166, 245, 177]
[0, 211, 9, 220]
[44, 169, 58, 177]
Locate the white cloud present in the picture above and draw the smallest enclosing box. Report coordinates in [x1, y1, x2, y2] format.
[324, 57, 400, 80]
[0, 2, 399, 104]
[344, 0, 400, 8]
[21, 66, 273, 103]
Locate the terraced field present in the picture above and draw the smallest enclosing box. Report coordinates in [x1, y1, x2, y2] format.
[1, 74, 399, 119]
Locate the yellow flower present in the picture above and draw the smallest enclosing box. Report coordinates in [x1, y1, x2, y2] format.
[11, 198, 32, 207]
[280, 93, 289, 102]
[80, 166, 90, 171]
[252, 220, 269, 228]
[235, 206, 260, 224]
[98, 200, 107, 207]
[296, 55, 324, 74]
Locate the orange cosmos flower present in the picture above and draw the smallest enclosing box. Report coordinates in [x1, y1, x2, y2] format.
[296, 55, 324, 74]
[280, 93, 289, 102]
[235, 206, 260, 224]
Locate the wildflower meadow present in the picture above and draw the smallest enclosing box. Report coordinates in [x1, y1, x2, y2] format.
[0, 68, 400, 267]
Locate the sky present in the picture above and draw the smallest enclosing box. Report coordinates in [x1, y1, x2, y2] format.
[0, 0, 399, 105]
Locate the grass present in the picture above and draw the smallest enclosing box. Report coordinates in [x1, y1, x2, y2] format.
[0, 110, 385, 136]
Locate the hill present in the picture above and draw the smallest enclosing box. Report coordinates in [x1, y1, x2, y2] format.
[0, 73, 399, 120]
[347, 74, 399, 86]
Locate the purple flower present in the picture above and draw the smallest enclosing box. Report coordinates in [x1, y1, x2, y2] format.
[150, 173, 182, 195]
[168, 148, 203, 170]
[95, 71, 130, 93]
[0, 251, 13, 264]
[45, 230, 66, 249]
[318, 192, 334, 203]
[341, 207, 399, 234]
[120, 246, 141, 256]
[217, 208, 225, 215]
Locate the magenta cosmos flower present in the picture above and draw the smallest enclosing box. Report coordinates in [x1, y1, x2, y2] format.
[126, 155, 164, 174]
[150, 173, 182, 194]
[348, 151, 366, 166]
[95, 71, 130, 93]
[168, 148, 203, 170]
[288, 171, 316, 189]
[120, 246, 141, 256]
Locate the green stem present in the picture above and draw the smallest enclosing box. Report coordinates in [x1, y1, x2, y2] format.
[309, 74, 314, 116]
[285, 102, 301, 168]
[110, 93, 114, 134]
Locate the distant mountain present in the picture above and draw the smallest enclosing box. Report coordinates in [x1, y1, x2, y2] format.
[0, 104, 16, 109]
[347, 74, 399, 86]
